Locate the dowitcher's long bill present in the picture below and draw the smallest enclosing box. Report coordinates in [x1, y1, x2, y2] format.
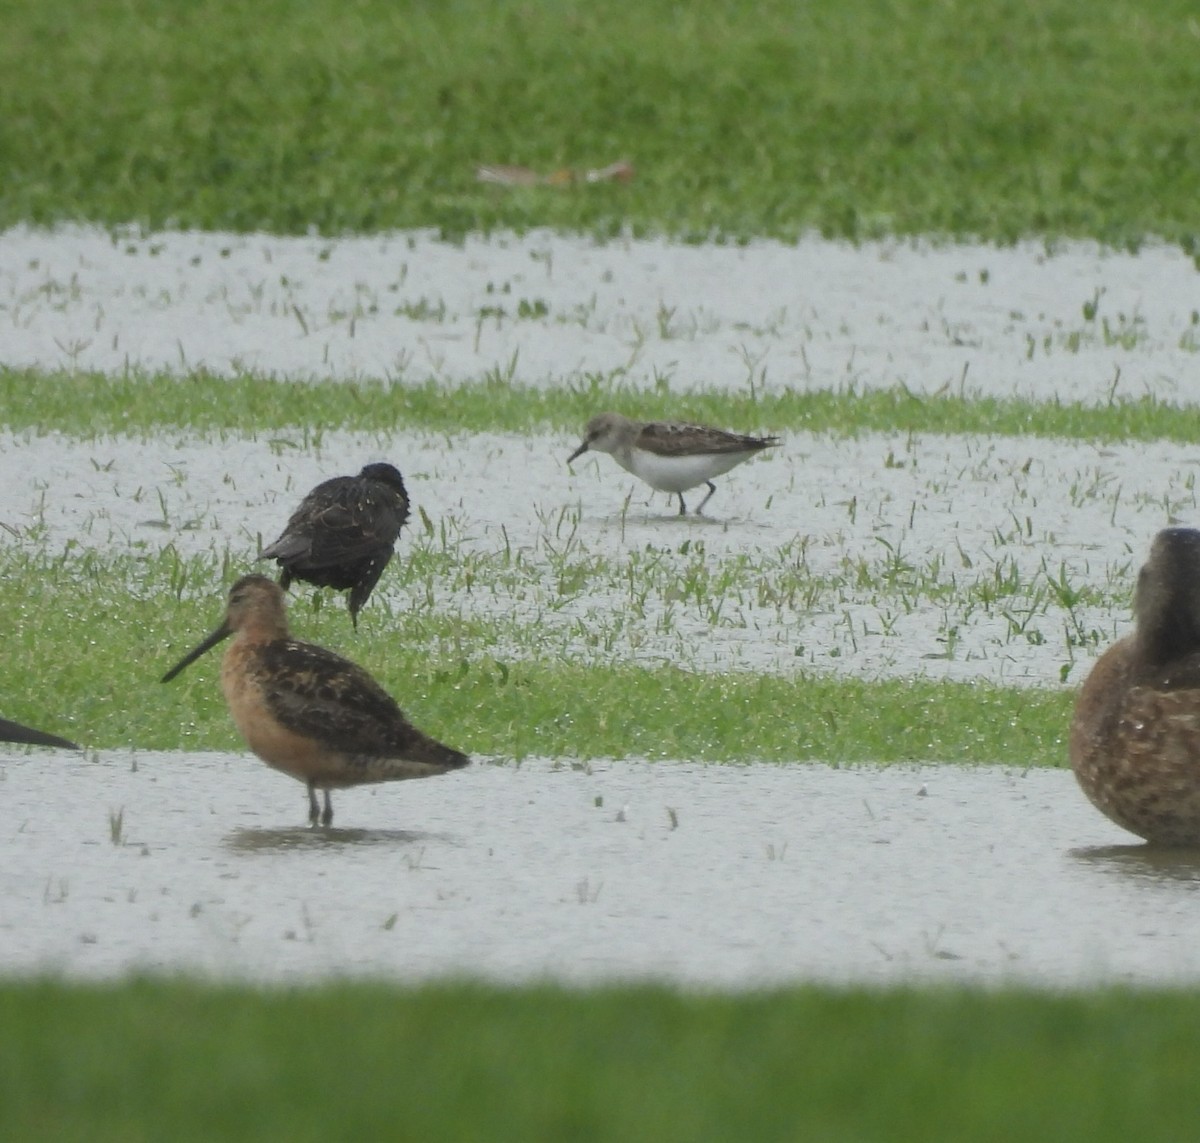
[259, 462, 410, 628]
[0, 715, 79, 751]
[1070, 527, 1200, 845]
[567, 411, 780, 516]
[161, 574, 469, 826]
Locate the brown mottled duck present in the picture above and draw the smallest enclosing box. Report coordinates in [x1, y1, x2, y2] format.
[1071, 527, 1200, 845]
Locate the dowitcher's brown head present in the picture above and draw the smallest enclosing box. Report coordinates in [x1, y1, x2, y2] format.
[1133, 527, 1200, 670]
[161, 575, 290, 683]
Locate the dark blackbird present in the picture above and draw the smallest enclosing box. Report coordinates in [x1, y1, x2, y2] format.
[259, 463, 410, 628]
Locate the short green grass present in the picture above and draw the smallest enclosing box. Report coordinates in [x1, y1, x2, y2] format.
[2, 979, 1200, 1142]
[3, 0, 1200, 246]
[4, 366, 1200, 441]
[1, 548, 1072, 763]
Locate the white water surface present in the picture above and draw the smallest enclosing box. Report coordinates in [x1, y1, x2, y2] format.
[0, 750, 1194, 989]
[1, 226, 1197, 403]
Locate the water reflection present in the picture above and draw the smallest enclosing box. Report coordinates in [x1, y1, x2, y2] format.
[224, 826, 442, 854]
[1070, 844, 1200, 885]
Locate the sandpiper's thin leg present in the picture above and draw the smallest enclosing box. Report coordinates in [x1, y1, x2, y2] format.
[677, 493, 688, 516]
[321, 790, 334, 827]
[307, 782, 320, 827]
[694, 481, 717, 516]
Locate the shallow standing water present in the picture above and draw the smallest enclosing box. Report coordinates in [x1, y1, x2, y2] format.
[3, 748, 1198, 989]
[2, 225, 1198, 404]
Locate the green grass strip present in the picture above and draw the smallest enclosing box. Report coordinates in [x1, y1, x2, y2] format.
[2, 548, 1072, 763]
[4, 367, 1200, 442]
[3, 0, 1200, 247]
[1, 979, 1198, 1142]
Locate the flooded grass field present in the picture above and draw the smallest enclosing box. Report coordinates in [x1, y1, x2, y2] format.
[4, 229, 1200, 991]
[0, 422, 1189, 685]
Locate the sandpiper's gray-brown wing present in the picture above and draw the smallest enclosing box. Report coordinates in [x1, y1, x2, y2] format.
[636, 421, 780, 457]
[0, 715, 79, 750]
[261, 475, 410, 573]
[257, 639, 468, 772]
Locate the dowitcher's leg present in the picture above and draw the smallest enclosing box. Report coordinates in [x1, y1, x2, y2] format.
[321, 790, 333, 827]
[694, 481, 717, 516]
[307, 781, 320, 826]
[676, 492, 688, 515]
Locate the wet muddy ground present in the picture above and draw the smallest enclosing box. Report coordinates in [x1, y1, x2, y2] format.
[3, 748, 1197, 989]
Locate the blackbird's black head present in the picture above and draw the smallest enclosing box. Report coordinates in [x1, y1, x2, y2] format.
[359, 463, 407, 495]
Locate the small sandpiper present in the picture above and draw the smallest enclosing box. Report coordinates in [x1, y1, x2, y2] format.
[259, 462, 410, 628]
[567, 411, 780, 516]
[161, 574, 468, 827]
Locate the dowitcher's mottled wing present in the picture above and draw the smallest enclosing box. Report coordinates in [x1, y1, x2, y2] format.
[637, 421, 780, 457]
[258, 639, 468, 774]
[0, 715, 79, 750]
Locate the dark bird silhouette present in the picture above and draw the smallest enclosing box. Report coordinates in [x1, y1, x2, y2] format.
[161, 574, 468, 826]
[1071, 527, 1200, 845]
[0, 716, 79, 750]
[259, 462, 410, 627]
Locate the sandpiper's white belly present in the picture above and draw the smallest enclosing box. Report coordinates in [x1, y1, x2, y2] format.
[617, 447, 752, 493]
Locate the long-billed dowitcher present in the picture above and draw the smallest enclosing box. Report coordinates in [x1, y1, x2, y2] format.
[1070, 527, 1200, 845]
[259, 462, 410, 628]
[0, 715, 79, 750]
[161, 574, 468, 826]
[567, 412, 780, 516]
